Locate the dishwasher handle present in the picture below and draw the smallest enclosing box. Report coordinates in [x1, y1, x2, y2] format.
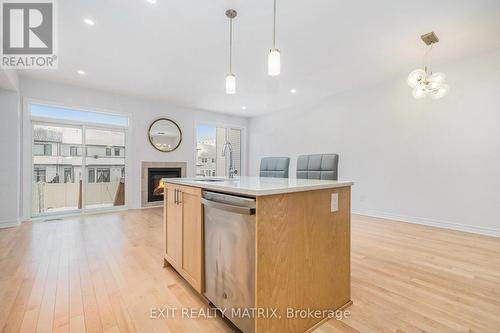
[201, 198, 256, 215]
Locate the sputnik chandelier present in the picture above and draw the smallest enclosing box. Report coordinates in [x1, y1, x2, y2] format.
[407, 32, 449, 100]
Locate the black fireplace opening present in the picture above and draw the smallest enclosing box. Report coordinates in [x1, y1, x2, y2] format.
[148, 168, 181, 202]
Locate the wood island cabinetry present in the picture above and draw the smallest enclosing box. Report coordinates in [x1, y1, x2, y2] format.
[164, 182, 203, 293]
[164, 177, 353, 333]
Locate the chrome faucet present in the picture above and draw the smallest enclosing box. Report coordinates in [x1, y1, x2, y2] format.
[222, 141, 237, 178]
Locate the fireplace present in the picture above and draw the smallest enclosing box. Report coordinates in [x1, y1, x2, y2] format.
[148, 168, 181, 202]
[141, 162, 186, 207]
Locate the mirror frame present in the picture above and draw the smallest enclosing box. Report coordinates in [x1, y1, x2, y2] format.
[148, 118, 182, 152]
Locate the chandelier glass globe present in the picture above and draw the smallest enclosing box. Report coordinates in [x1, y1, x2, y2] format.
[407, 68, 449, 100]
[407, 69, 426, 88]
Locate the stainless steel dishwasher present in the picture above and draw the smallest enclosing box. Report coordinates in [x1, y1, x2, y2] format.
[202, 191, 256, 333]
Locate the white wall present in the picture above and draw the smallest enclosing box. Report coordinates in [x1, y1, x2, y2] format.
[0, 69, 19, 91]
[0, 88, 21, 227]
[20, 77, 248, 217]
[249, 49, 500, 236]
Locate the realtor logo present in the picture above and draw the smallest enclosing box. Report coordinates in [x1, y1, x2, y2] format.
[1, 0, 58, 69]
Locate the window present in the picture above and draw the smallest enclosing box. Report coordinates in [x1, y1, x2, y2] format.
[70, 146, 78, 156]
[33, 143, 52, 156]
[45, 144, 52, 155]
[105, 147, 111, 156]
[34, 167, 46, 182]
[88, 168, 95, 183]
[33, 144, 44, 156]
[195, 124, 242, 177]
[31, 104, 128, 127]
[114, 148, 120, 156]
[64, 168, 73, 183]
[97, 168, 110, 183]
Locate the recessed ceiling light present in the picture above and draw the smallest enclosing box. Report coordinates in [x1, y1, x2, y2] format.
[77, 70, 86, 75]
[83, 18, 95, 26]
[146, 0, 157, 3]
[290, 88, 297, 94]
[241, 106, 247, 110]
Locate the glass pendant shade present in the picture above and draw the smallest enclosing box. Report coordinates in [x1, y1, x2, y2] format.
[226, 74, 236, 94]
[408, 68, 448, 99]
[430, 84, 449, 100]
[412, 84, 427, 99]
[268, 49, 281, 76]
[407, 69, 426, 88]
[428, 72, 446, 84]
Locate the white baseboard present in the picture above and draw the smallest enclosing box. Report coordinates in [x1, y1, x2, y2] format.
[0, 218, 20, 229]
[352, 209, 500, 238]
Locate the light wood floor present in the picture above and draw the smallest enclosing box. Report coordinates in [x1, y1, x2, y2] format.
[1, 208, 499, 333]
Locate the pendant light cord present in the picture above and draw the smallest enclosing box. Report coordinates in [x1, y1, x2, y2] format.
[229, 18, 233, 74]
[272, 0, 277, 49]
[422, 43, 434, 74]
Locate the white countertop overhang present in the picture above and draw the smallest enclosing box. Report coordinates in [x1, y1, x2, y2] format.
[163, 176, 353, 197]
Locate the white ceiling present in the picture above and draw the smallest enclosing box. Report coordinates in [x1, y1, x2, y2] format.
[20, 0, 500, 116]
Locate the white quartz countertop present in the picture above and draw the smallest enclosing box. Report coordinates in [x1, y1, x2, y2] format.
[163, 176, 353, 196]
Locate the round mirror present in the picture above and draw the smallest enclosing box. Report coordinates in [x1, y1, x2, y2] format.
[148, 118, 182, 152]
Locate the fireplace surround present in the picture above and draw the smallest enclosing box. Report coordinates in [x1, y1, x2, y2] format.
[141, 162, 187, 207]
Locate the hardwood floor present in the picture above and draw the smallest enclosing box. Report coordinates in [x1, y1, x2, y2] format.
[0, 208, 499, 333]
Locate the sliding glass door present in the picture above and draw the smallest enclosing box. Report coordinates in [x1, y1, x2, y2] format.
[32, 118, 127, 217]
[84, 128, 126, 209]
[32, 124, 83, 215]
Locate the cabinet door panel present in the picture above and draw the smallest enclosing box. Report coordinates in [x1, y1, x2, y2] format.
[165, 186, 182, 267]
[182, 191, 203, 292]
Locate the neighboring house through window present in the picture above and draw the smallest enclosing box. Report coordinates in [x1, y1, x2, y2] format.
[195, 124, 243, 177]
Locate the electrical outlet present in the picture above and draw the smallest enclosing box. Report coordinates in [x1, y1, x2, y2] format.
[331, 193, 339, 212]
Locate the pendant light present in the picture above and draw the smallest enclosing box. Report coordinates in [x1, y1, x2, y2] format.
[407, 32, 449, 100]
[268, 0, 280, 76]
[225, 9, 237, 94]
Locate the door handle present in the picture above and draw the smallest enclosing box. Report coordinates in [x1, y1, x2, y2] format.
[174, 189, 177, 204]
[177, 190, 182, 204]
[201, 198, 255, 215]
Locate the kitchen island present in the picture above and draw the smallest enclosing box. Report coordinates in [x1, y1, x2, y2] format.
[163, 176, 353, 333]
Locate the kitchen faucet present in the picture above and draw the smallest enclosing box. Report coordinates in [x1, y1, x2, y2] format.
[222, 141, 237, 178]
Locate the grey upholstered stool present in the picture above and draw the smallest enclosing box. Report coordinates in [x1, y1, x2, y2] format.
[259, 157, 290, 178]
[296, 154, 339, 180]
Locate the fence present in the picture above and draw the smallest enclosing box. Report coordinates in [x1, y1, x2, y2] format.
[32, 181, 123, 213]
